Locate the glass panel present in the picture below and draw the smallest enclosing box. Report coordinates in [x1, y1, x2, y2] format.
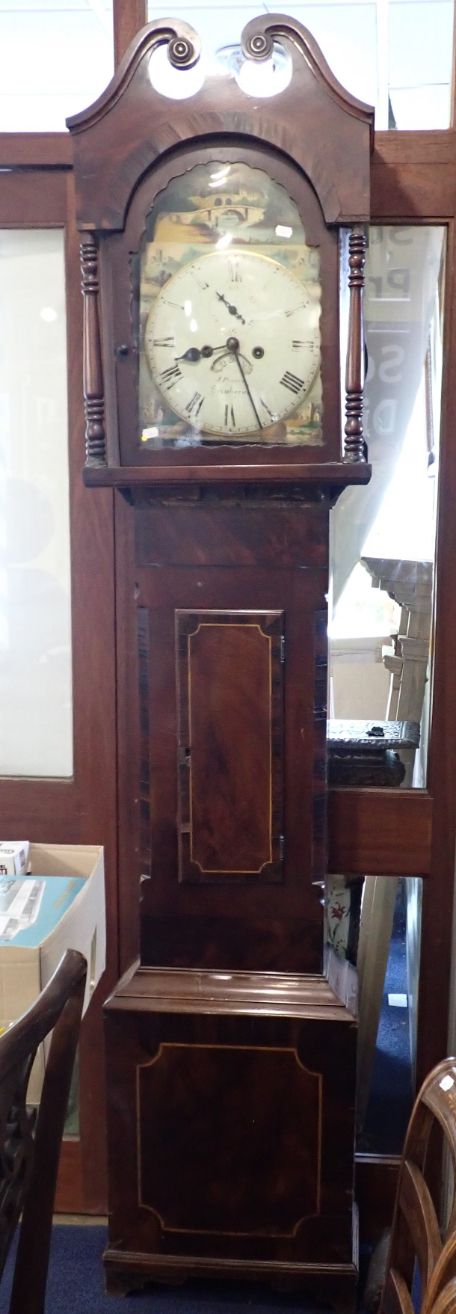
[388, 2, 454, 129]
[138, 161, 323, 448]
[358, 876, 420, 1153]
[0, 230, 73, 777]
[325, 875, 421, 1152]
[329, 225, 445, 789]
[0, 1, 114, 131]
[148, 1, 455, 130]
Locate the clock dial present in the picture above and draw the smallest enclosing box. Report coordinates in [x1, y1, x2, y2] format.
[144, 250, 320, 437]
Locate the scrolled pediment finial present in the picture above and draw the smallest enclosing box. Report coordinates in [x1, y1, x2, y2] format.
[168, 30, 200, 70]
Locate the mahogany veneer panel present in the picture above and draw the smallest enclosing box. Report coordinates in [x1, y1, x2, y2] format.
[176, 610, 284, 882]
[138, 1043, 321, 1233]
[136, 502, 329, 569]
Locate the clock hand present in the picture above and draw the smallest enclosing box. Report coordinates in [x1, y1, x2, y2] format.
[175, 346, 202, 363]
[226, 338, 263, 430]
[216, 292, 246, 326]
[175, 344, 228, 363]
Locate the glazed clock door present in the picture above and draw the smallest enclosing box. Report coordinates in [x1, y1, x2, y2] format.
[104, 146, 340, 467]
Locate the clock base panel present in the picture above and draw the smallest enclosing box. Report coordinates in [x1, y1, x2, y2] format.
[103, 964, 358, 1313]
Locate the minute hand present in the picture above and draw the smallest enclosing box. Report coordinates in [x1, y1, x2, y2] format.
[231, 345, 263, 430]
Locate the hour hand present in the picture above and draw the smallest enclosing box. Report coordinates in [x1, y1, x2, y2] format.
[216, 292, 246, 325]
[175, 344, 227, 363]
[175, 346, 202, 363]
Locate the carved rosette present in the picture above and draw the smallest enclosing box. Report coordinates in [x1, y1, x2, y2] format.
[167, 32, 198, 69]
[241, 25, 274, 62]
[344, 226, 368, 462]
[80, 234, 106, 465]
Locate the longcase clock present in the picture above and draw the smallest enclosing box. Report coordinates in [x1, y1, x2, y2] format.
[68, 14, 373, 1310]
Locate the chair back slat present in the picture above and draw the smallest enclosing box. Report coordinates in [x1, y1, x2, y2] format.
[423, 1234, 456, 1314]
[398, 1161, 442, 1287]
[386, 1268, 417, 1314]
[380, 1058, 456, 1314]
[0, 949, 87, 1314]
[426, 1278, 456, 1314]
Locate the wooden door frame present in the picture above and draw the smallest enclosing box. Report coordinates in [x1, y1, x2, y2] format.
[350, 128, 456, 1233]
[0, 0, 146, 1213]
[0, 166, 118, 1210]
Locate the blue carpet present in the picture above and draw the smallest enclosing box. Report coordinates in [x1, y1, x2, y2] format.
[0, 1225, 337, 1314]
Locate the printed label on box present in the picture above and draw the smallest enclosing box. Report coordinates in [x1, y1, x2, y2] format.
[0, 876, 85, 947]
[0, 842, 29, 877]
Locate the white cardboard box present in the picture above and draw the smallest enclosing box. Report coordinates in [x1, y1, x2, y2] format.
[0, 843, 106, 1101]
[0, 841, 29, 876]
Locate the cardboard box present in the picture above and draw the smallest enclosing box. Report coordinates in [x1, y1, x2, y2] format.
[0, 874, 86, 945]
[0, 843, 106, 1101]
[0, 841, 29, 876]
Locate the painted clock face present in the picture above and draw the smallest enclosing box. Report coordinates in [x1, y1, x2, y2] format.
[137, 159, 324, 448]
[144, 250, 320, 437]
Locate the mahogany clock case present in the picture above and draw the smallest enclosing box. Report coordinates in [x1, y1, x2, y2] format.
[67, 15, 373, 1307]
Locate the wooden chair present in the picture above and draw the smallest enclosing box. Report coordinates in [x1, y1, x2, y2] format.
[380, 1056, 456, 1314]
[427, 1278, 456, 1314]
[0, 949, 87, 1314]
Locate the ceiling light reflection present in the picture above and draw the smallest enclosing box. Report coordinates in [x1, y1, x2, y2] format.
[216, 232, 233, 250]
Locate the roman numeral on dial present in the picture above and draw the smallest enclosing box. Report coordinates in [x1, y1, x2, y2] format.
[280, 370, 305, 395]
[184, 391, 204, 419]
[152, 336, 175, 347]
[224, 403, 236, 427]
[160, 363, 182, 390]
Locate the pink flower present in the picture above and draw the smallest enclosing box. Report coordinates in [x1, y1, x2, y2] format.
[329, 901, 347, 922]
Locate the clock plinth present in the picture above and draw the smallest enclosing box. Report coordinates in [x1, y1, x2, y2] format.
[104, 963, 357, 1312]
[68, 14, 373, 1310]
